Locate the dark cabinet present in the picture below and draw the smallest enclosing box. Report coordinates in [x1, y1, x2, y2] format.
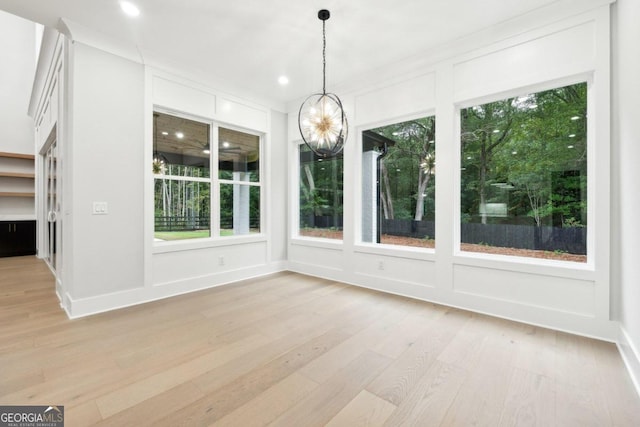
[0, 220, 36, 257]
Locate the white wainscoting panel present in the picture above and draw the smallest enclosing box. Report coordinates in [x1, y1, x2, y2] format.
[355, 73, 436, 126]
[452, 264, 595, 316]
[453, 21, 595, 102]
[153, 76, 216, 118]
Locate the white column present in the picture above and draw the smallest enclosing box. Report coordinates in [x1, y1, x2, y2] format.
[233, 171, 250, 235]
[362, 150, 379, 243]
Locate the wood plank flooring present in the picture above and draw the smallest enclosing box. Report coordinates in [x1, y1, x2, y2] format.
[1, 256, 639, 426]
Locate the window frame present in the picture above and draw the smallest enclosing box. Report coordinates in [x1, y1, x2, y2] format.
[294, 140, 345, 244]
[352, 111, 437, 260]
[152, 107, 265, 251]
[453, 75, 595, 269]
[216, 123, 264, 238]
[357, 114, 437, 253]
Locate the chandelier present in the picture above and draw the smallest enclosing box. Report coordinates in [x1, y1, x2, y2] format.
[298, 9, 348, 158]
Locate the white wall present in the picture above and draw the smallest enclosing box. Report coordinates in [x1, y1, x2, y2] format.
[612, 0, 640, 392]
[0, 10, 35, 155]
[269, 110, 288, 262]
[43, 41, 289, 316]
[0, 11, 35, 220]
[137, 73, 286, 314]
[288, 3, 614, 340]
[67, 42, 145, 302]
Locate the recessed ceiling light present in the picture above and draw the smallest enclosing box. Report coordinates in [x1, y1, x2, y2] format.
[175, 132, 184, 139]
[161, 131, 168, 136]
[120, 1, 140, 17]
[222, 141, 230, 148]
[278, 76, 289, 85]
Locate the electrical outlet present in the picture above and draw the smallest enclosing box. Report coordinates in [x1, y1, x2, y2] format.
[378, 261, 384, 270]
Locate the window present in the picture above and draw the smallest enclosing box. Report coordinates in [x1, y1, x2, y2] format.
[460, 82, 587, 262]
[362, 116, 436, 248]
[299, 144, 343, 240]
[153, 112, 211, 241]
[218, 127, 261, 236]
[153, 112, 262, 241]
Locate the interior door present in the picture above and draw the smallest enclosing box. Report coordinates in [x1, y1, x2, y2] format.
[43, 140, 59, 272]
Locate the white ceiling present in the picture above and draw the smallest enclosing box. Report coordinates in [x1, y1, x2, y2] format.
[0, 0, 562, 106]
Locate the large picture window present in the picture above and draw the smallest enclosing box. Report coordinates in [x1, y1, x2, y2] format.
[460, 82, 587, 262]
[299, 144, 343, 240]
[153, 112, 262, 241]
[362, 116, 436, 248]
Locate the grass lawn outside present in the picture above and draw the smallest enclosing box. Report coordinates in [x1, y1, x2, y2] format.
[154, 230, 211, 240]
[154, 229, 255, 240]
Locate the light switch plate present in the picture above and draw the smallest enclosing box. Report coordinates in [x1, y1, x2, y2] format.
[92, 202, 108, 215]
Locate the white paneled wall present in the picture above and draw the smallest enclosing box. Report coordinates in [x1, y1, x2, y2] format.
[288, 4, 614, 340]
[613, 0, 640, 394]
[30, 37, 287, 317]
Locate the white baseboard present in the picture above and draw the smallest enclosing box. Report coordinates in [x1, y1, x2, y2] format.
[618, 324, 640, 398]
[62, 258, 620, 350]
[287, 260, 617, 342]
[66, 261, 287, 319]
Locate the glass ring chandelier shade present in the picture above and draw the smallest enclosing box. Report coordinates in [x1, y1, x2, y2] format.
[298, 9, 348, 158]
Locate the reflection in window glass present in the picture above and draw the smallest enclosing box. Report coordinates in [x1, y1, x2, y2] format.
[218, 127, 260, 182]
[460, 82, 587, 262]
[153, 112, 211, 240]
[299, 144, 343, 240]
[362, 117, 436, 248]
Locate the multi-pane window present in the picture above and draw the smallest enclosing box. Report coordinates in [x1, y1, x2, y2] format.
[153, 112, 261, 241]
[362, 116, 436, 248]
[460, 82, 587, 262]
[299, 144, 343, 240]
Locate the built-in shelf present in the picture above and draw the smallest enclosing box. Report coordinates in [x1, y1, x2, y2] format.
[0, 152, 36, 209]
[0, 172, 35, 179]
[0, 192, 36, 198]
[0, 152, 35, 160]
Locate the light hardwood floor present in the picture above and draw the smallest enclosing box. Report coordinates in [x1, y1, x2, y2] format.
[1, 256, 639, 426]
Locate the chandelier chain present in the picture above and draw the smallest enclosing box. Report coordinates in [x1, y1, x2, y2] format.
[322, 18, 326, 94]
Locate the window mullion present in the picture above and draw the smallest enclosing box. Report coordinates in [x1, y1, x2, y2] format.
[211, 123, 220, 238]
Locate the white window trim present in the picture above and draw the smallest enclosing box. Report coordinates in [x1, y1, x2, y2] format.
[353, 111, 437, 257]
[453, 74, 595, 270]
[293, 140, 345, 243]
[151, 109, 266, 250]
